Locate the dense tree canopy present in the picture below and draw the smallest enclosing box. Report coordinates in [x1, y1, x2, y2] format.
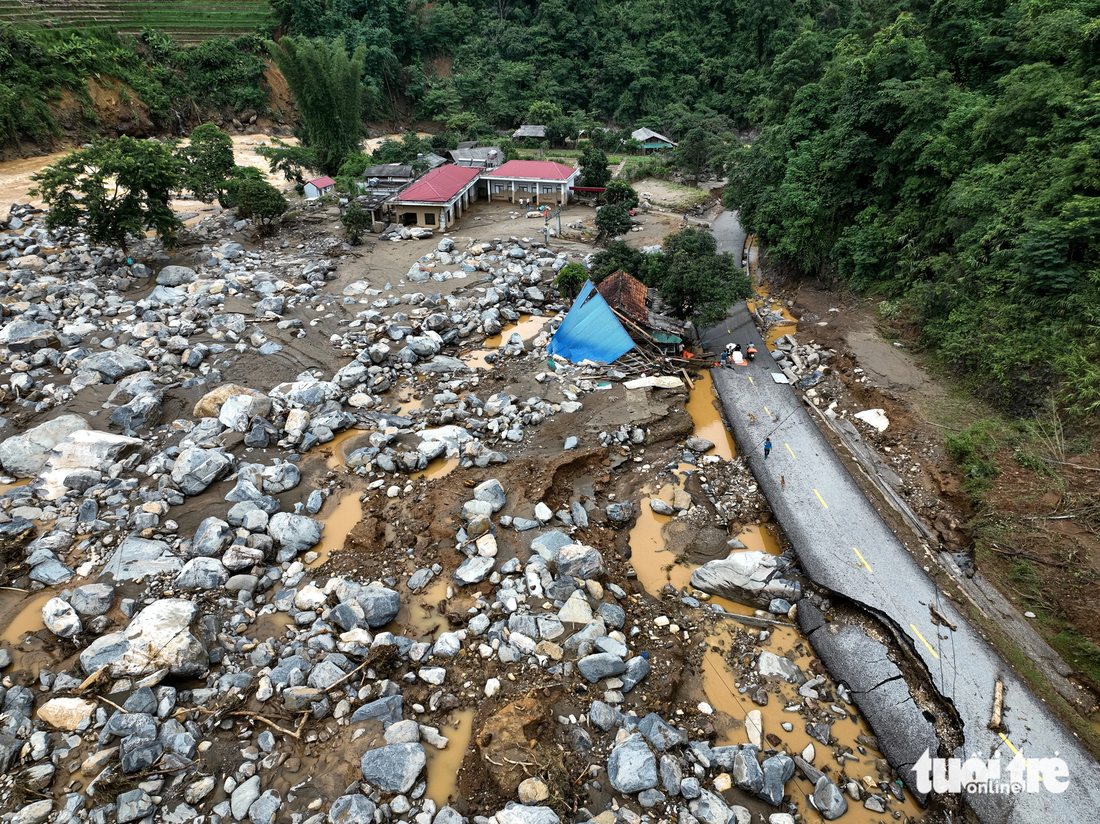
[267, 36, 368, 176]
[30, 137, 182, 251]
[179, 123, 236, 203]
[724, 2, 1100, 414]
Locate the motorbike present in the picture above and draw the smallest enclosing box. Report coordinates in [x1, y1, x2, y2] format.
[746, 346, 757, 362]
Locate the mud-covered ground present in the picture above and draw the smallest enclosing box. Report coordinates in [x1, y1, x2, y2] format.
[0, 191, 929, 824]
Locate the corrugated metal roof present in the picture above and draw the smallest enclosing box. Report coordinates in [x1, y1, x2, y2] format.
[487, 160, 577, 181]
[512, 125, 547, 138]
[395, 165, 480, 203]
[631, 127, 676, 145]
[547, 280, 635, 364]
[597, 270, 648, 325]
[308, 176, 336, 188]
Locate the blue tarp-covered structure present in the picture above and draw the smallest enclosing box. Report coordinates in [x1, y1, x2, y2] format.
[547, 280, 635, 363]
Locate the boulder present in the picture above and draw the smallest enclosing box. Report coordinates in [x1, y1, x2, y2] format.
[191, 517, 233, 557]
[496, 804, 560, 824]
[608, 733, 658, 793]
[577, 652, 626, 682]
[812, 776, 848, 820]
[360, 743, 426, 793]
[270, 380, 341, 408]
[110, 392, 163, 432]
[175, 557, 229, 589]
[756, 651, 805, 684]
[79, 351, 149, 383]
[473, 479, 507, 512]
[172, 447, 234, 496]
[37, 429, 143, 500]
[454, 556, 494, 585]
[690, 551, 801, 606]
[554, 544, 603, 580]
[193, 384, 267, 418]
[79, 598, 207, 677]
[70, 583, 114, 616]
[219, 394, 272, 432]
[329, 795, 377, 824]
[357, 585, 401, 628]
[685, 437, 715, 453]
[37, 697, 97, 731]
[42, 597, 81, 638]
[268, 512, 322, 555]
[156, 265, 197, 286]
[103, 536, 181, 581]
[0, 414, 88, 477]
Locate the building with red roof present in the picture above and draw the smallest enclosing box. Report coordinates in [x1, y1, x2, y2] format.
[392, 165, 481, 232]
[304, 176, 336, 200]
[484, 160, 580, 206]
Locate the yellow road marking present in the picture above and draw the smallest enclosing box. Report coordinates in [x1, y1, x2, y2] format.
[748, 377, 754, 385]
[764, 406, 771, 417]
[852, 547, 873, 573]
[814, 489, 828, 509]
[910, 624, 939, 659]
[998, 732, 1043, 782]
[786, 443, 796, 459]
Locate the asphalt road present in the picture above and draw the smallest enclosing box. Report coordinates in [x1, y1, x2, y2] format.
[705, 211, 1100, 822]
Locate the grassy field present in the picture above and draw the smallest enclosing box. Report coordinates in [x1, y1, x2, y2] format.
[0, 0, 273, 43]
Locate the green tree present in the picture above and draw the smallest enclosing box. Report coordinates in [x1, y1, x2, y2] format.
[645, 227, 751, 326]
[554, 262, 588, 298]
[267, 36, 367, 176]
[579, 146, 611, 187]
[236, 179, 288, 227]
[219, 166, 264, 209]
[604, 180, 638, 209]
[588, 240, 644, 283]
[595, 203, 632, 238]
[675, 127, 711, 178]
[179, 123, 235, 203]
[31, 137, 182, 251]
[526, 100, 563, 125]
[342, 202, 371, 244]
[257, 141, 317, 184]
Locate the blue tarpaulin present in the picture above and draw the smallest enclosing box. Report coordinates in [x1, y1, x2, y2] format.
[547, 280, 635, 363]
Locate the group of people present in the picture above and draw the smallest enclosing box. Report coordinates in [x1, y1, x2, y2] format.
[719, 341, 757, 367]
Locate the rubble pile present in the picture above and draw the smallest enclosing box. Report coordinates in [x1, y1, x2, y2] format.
[0, 199, 919, 824]
[766, 335, 833, 392]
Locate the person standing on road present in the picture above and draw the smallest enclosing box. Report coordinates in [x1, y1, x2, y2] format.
[764, 438, 772, 460]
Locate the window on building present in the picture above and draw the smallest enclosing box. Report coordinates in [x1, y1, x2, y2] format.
[424, 212, 436, 225]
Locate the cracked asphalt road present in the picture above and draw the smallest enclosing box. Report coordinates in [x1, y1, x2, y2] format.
[704, 210, 1100, 822]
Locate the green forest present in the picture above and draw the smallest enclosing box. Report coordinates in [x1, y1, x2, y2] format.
[3, 0, 1100, 413]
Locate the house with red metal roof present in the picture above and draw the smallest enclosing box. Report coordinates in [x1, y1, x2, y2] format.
[392, 165, 481, 232]
[484, 160, 580, 206]
[304, 176, 336, 200]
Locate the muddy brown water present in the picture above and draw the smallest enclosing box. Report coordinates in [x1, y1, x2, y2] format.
[699, 624, 924, 823]
[0, 588, 64, 679]
[307, 490, 364, 569]
[461, 314, 551, 370]
[748, 283, 798, 348]
[425, 709, 475, 806]
[0, 134, 294, 209]
[685, 372, 737, 460]
[625, 437, 922, 819]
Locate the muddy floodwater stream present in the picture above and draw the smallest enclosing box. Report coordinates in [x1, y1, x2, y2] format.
[0, 134, 294, 210]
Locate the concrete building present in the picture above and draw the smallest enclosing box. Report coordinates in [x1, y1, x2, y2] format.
[484, 160, 580, 206]
[392, 165, 480, 232]
[303, 176, 336, 199]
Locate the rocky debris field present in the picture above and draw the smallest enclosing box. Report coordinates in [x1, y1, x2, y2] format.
[0, 200, 924, 824]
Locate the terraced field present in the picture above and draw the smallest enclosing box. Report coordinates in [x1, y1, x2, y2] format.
[0, 0, 274, 43]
